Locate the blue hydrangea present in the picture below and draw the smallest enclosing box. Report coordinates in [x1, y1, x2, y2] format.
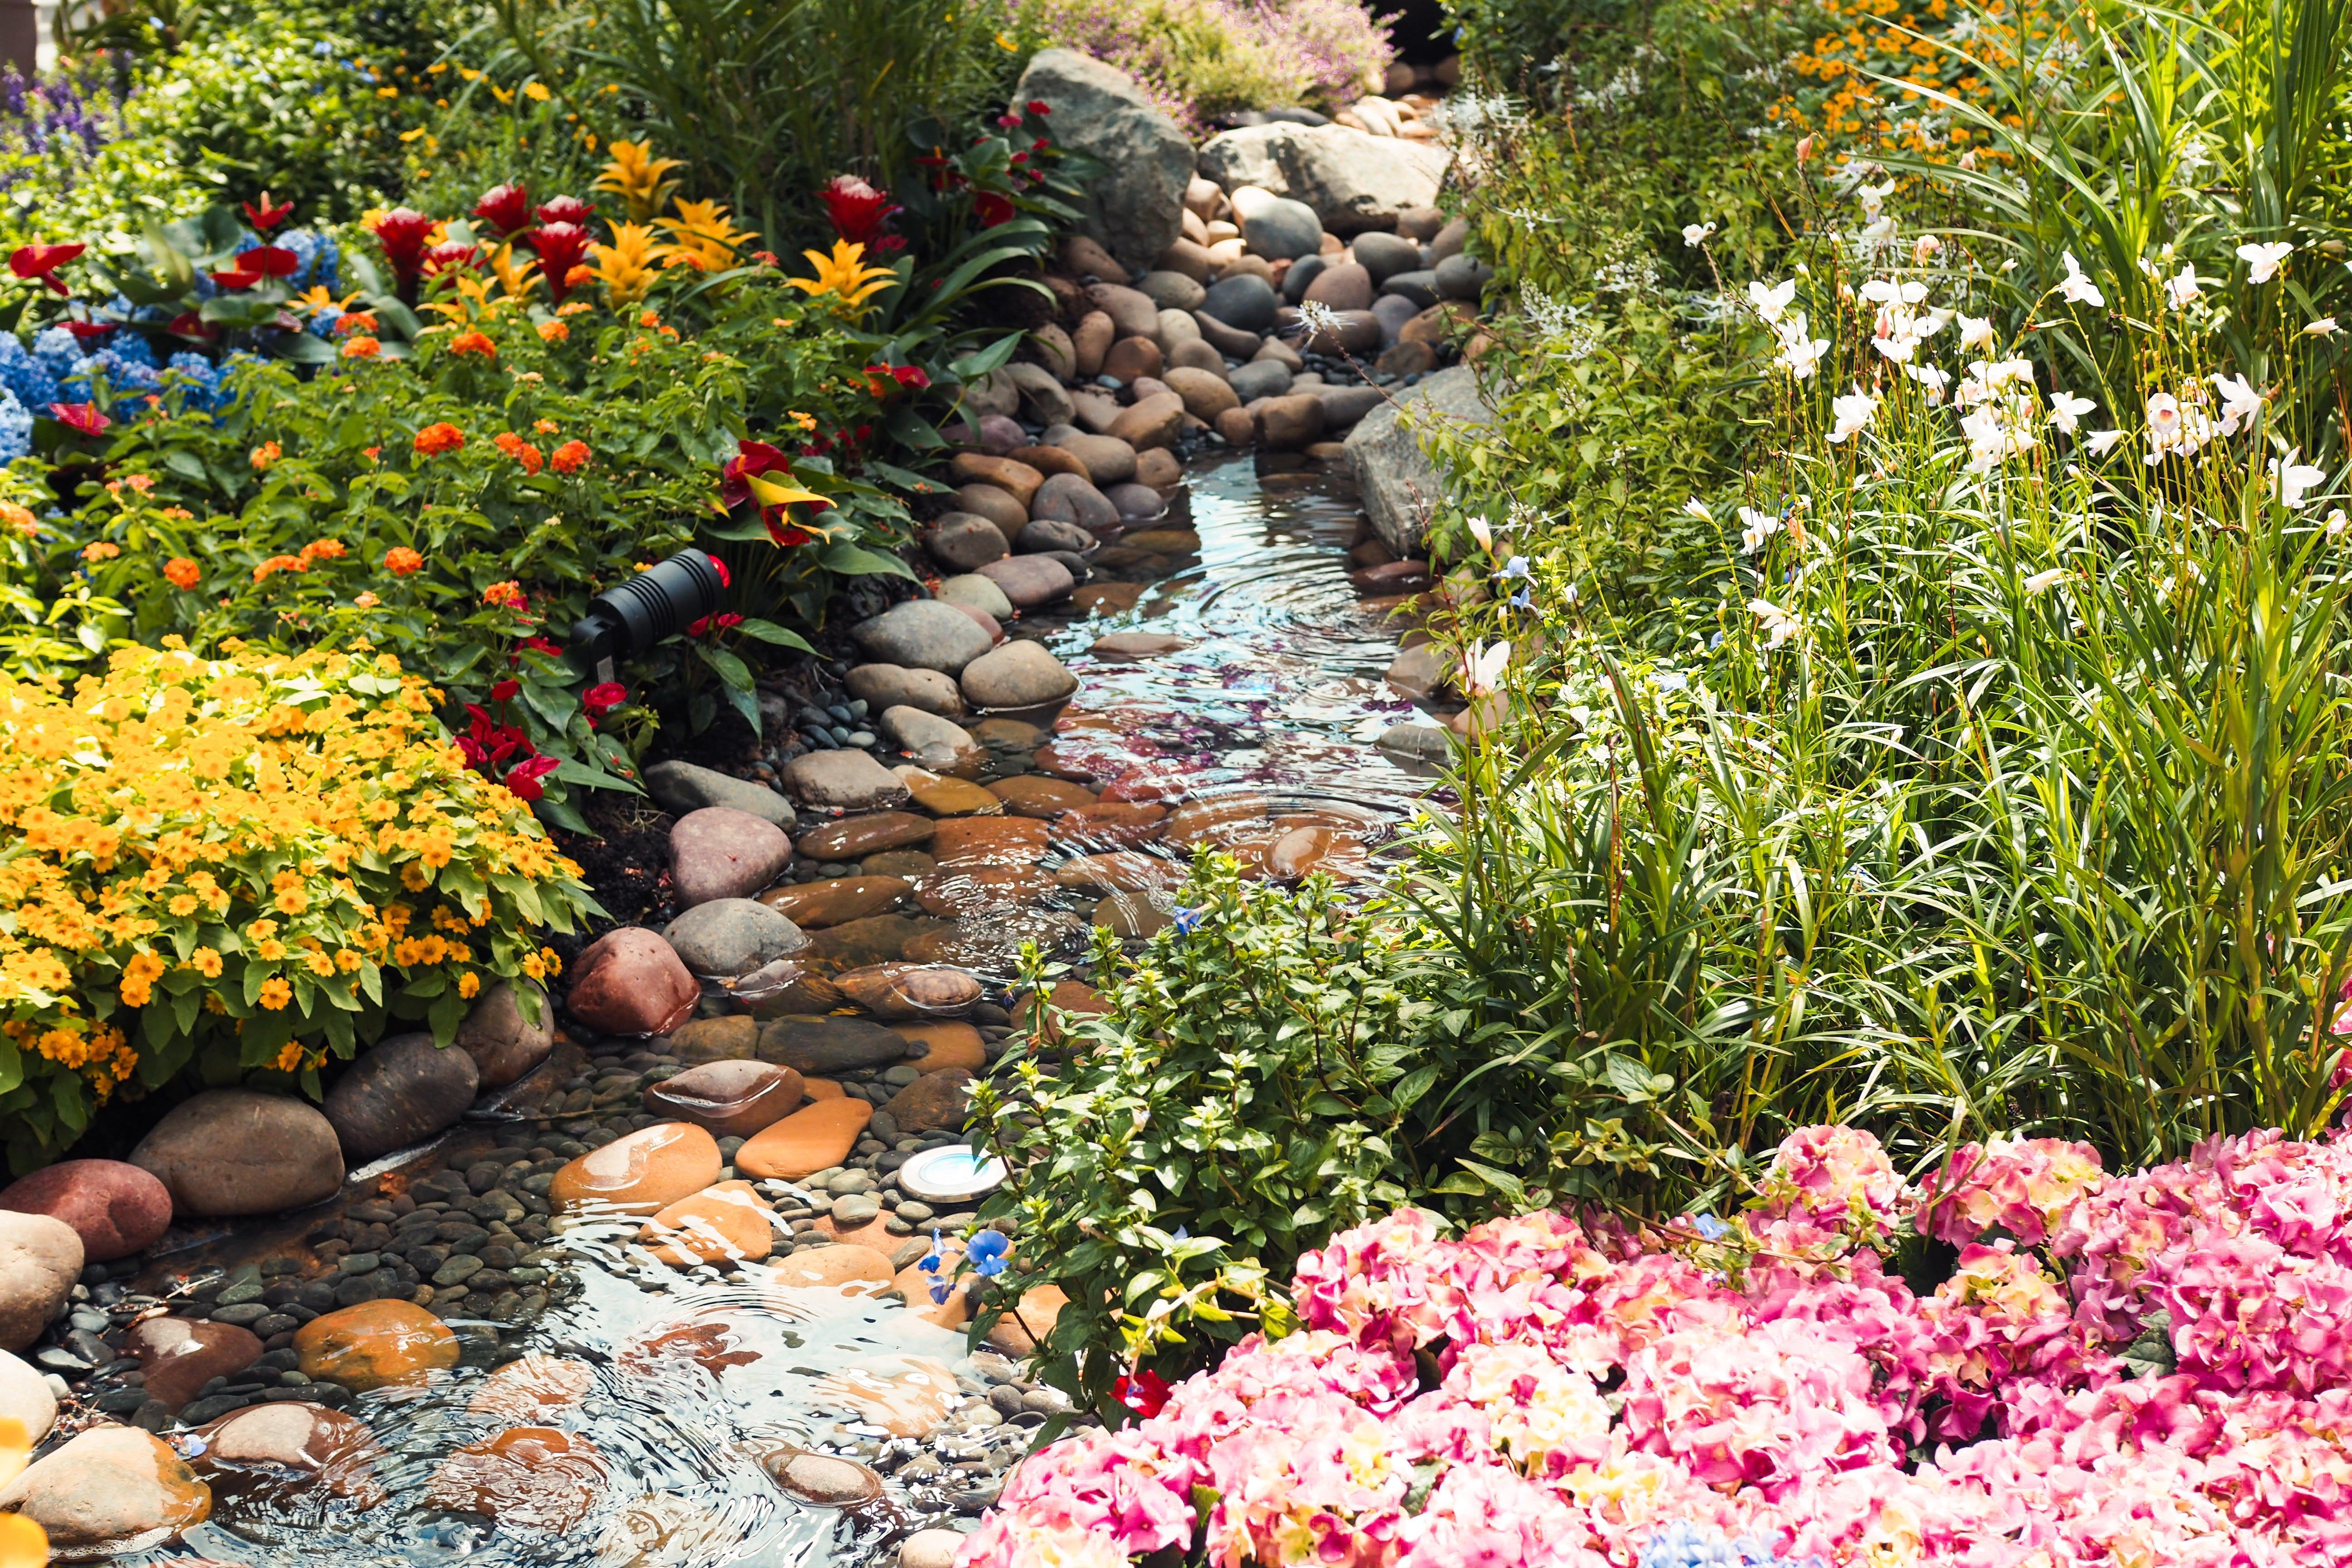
[30, 327, 79, 381]
[0, 335, 61, 414]
[0, 388, 30, 464]
[308, 307, 343, 339]
[103, 333, 158, 371]
[280, 229, 341, 292]
[63, 345, 164, 403]
[1637, 1524, 1823, 1568]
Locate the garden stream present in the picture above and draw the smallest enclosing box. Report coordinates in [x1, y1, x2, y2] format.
[97, 451, 1440, 1568]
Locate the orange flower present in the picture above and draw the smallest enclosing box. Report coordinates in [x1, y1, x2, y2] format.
[551, 440, 590, 473]
[299, 538, 345, 563]
[250, 440, 281, 471]
[355, 590, 381, 608]
[451, 330, 496, 357]
[413, 422, 465, 456]
[0, 503, 32, 537]
[537, 319, 569, 343]
[79, 541, 119, 562]
[493, 432, 542, 472]
[124, 472, 155, 493]
[383, 546, 425, 575]
[164, 557, 200, 589]
[338, 311, 380, 336]
[534, 418, 559, 434]
[342, 335, 382, 359]
[254, 554, 307, 582]
[482, 579, 527, 608]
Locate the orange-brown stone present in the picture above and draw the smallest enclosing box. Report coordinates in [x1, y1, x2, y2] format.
[947, 454, 1044, 510]
[734, 1099, 874, 1180]
[893, 1023, 987, 1073]
[466, 1353, 597, 1421]
[759, 876, 912, 928]
[426, 1427, 606, 1533]
[896, 769, 1002, 817]
[642, 1060, 804, 1138]
[547, 1121, 723, 1215]
[795, 812, 934, 862]
[912, 865, 1058, 916]
[930, 818, 1052, 867]
[1054, 851, 1183, 893]
[834, 963, 983, 1020]
[121, 1316, 264, 1409]
[758, 1245, 896, 1293]
[294, 1299, 459, 1393]
[986, 776, 1099, 818]
[813, 1355, 960, 1436]
[1054, 802, 1170, 848]
[641, 1180, 775, 1267]
[986, 1284, 1072, 1356]
[1268, 826, 1366, 880]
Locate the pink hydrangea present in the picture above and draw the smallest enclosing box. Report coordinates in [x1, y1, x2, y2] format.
[1917, 1136, 2106, 1247]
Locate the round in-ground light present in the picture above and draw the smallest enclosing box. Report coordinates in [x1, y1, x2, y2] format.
[897, 1145, 1009, 1205]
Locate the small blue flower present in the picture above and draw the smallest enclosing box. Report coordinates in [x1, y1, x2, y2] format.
[1171, 906, 1202, 936]
[1171, 1225, 1189, 1243]
[1691, 1213, 1730, 1241]
[966, 1229, 1010, 1278]
[1509, 587, 1535, 612]
[917, 1229, 951, 1303]
[1494, 555, 1532, 582]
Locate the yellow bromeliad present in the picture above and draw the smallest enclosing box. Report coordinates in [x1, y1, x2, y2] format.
[591, 223, 671, 308]
[658, 199, 758, 271]
[595, 140, 685, 223]
[785, 240, 897, 316]
[488, 242, 541, 304]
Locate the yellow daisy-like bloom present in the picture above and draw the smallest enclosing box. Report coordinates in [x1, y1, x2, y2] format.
[784, 240, 897, 316]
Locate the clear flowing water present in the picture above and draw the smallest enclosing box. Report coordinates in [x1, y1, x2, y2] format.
[98, 453, 1436, 1568]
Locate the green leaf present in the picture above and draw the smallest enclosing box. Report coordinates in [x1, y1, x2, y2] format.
[947, 331, 1024, 381]
[816, 541, 915, 580]
[731, 617, 815, 653]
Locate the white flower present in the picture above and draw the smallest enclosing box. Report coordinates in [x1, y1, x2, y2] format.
[2059, 251, 2106, 307]
[2146, 392, 2182, 440]
[2271, 447, 2327, 508]
[1748, 597, 1803, 649]
[1861, 216, 1896, 242]
[1914, 234, 1943, 263]
[1828, 385, 1880, 443]
[2238, 240, 2293, 284]
[1682, 498, 1713, 522]
[2163, 264, 2204, 309]
[1960, 402, 2034, 470]
[1738, 506, 1783, 553]
[2308, 317, 2339, 337]
[1773, 313, 1829, 378]
[2023, 567, 2068, 593]
[1957, 314, 1997, 352]
[1467, 515, 1493, 551]
[2084, 428, 2125, 456]
[1749, 278, 1798, 324]
[2211, 372, 2263, 434]
[1682, 222, 1716, 246]
[2328, 509, 2349, 537]
[2048, 390, 2096, 434]
[1860, 278, 1930, 306]
[1903, 362, 1952, 401]
[1460, 640, 1511, 696]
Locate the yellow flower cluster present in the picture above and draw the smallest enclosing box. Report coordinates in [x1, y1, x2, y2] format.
[1768, 0, 2041, 162]
[0, 642, 594, 1143]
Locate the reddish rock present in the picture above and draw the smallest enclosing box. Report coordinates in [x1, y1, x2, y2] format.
[1101, 335, 1164, 383]
[987, 776, 1098, 817]
[947, 454, 1044, 510]
[566, 927, 699, 1036]
[759, 876, 910, 929]
[1107, 391, 1185, 451]
[1255, 393, 1327, 450]
[670, 806, 795, 907]
[930, 818, 1052, 867]
[0, 1159, 170, 1263]
[1303, 261, 1374, 311]
[194, 1401, 381, 1501]
[882, 1069, 974, 1135]
[122, 1316, 265, 1408]
[911, 866, 1059, 916]
[795, 812, 934, 862]
[1054, 851, 1183, 893]
[294, 1300, 460, 1393]
[641, 1180, 774, 1267]
[735, 1099, 873, 1180]
[547, 1122, 722, 1215]
[1071, 310, 1115, 377]
[643, 1060, 804, 1137]
[427, 1428, 607, 1533]
[0, 1425, 211, 1553]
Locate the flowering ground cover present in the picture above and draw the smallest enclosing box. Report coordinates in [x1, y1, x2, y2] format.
[970, 1123, 2352, 1564]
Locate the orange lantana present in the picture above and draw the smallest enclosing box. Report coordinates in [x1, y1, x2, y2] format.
[551, 440, 590, 473]
[164, 557, 200, 589]
[451, 330, 496, 357]
[414, 423, 465, 456]
[383, 546, 425, 575]
[254, 554, 307, 583]
[342, 336, 382, 359]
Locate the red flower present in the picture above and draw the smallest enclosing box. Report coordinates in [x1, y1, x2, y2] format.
[891, 364, 930, 391]
[166, 312, 215, 342]
[994, 113, 1021, 128]
[47, 402, 109, 438]
[210, 268, 263, 292]
[526, 222, 594, 305]
[9, 243, 83, 295]
[370, 208, 436, 284]
[1025, 99, 1051, 115]
[242, 192, 294, 232]
[423, 241, 483, 278]
[583, 681, 628, 716]
[472, 183, 533, 235]
[60, 321, 113, 341]
[820, 174, 901, 250]
[705, 553, 730, 588]
[1112, 1368, 1171, 1419]
[720, 438, 794, 511]
[235, 245, 300, 278]
[490, 678, 520, 701]
[459, 703, 531, 773]
[974, 191, 1015, 228]
[768, 521, 812, 547]
[536, 195, 593, 227]
[502, 754, 560, 802]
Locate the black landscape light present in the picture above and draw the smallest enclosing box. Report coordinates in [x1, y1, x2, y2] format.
[568, 548, 728, 681]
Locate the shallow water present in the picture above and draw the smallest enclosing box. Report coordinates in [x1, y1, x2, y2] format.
[100, 452, 1430, 1568]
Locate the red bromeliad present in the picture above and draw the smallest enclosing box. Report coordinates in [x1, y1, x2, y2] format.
[528, 223, 594, 305]
[472, 183, 533, 236]
[820, 175, 904, 254]
[536, 195, 593, 228]
[370, 209, 436, 289]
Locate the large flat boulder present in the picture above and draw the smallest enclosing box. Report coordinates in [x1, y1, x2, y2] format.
[1013, 49, 1193, 274]
[1195, 122, 1449, 234]
[1342, 365, 1492, 558]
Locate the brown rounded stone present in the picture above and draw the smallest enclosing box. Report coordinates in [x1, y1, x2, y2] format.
[1054, 851, 1183, 893]
[466, 1353, 596, 1421]
[0, 1425, 211, 1553]
[911, 865, 1059, 916]
[759, 876, 912, 929]
[427, 1427, 607, 1533]
[882, 1069, 974, 1135]
[1056, 802, 1171, 848]
[642, 1180, 775, 1267]
[1166, 794, 1273, 847]
[1256, 393, 1327, 450]
[666, 1014, 760, 1065]
[985, 1284, 1071, 1356]
[1269, 826, 1367, 880]
[0, 1159, 165, 1266]
[294, 1299, 459, 1393]
[1162, 366, 1240, 421]
[128, 1090, 343, 1220]
[122, 1316, 265, 1408]
[547, 1122, 723, 1215]
[952, 483, 1029, 534]
[643, 1060, 804, 1137]
[670, 806, 795, 908]
[930, 818, 1051, 867]
[802, 913, 935, 969]
[895, 768, 1002, 816]
[1215, 405, 1257, 445]
[734, 1099, 873, 1180]
[1107, 391, 1185, 451]
[762, 1447, 883, 1506]
[759, 1244, 895, 1294]
[1071, 310, 1115, 377]
[833, 964, 983, 1020]
[987, 775, 1099, 817]
[1006, 444, 1088, 480]
[566, 927, 700, 1037]
[892, 1023, 987, 1073]
[194, 1401, 381, 1501]
[1135, 447, 1183, 489]
[795, 812, 935, 862]
[456, 978, 556, 1088]
[975, 554, 1075, 610]
[1101, 335, 1163, 383]
[947, 454, 1044, 510]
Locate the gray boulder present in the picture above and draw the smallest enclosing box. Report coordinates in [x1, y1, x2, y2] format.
[1352, 230, 1421, 284]
[323, 1034, 479, 1161]
[1013, 49, 1192, 274]
[780, 750, 911, 811]
[923, 513, 1011, 573]
[1342, 365, 1492, 557]
[644, 760, 796, 831]
[960, 641, 1079, 710]
[851, 599, 994, 674]
[934, 574, 1015, 622]
[1196, 123, 1450, 234]
[1000, 362, 1074, 428]
[664, 898, 808, 978]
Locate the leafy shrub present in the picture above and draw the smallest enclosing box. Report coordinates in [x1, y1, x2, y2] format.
[1013, 0, 1393, 133]
[0, 641, 595, 1168]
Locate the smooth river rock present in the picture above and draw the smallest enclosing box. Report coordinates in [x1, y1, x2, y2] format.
[456, 978, 555, 1088]
[642, 760, 796, 830]
[567, 927, 700, 1037]
[780, 749, 911, 812]
[548, 1122, 722, 1215]
[0, 1159, 170, 1264]
[323, 1033, 480, 1162]
[847, 664, 965, 718]
[294, 1299, 461, 1393]
[670, 806, 795, 908]
[850, 600, 994, 676]
[642, 1180, 774, 1267]
[960, 641, 1079, 710]
[122, 1316, 265, 1408]
[976, 555, 1074, 610]
[663, 898, 807, 978]
[643, 1061, 804, 1138]
[757, 1017, 909, 1075]
[130, 1090, 344, 1219]
[0, 1426, 211, 1554]
[735, 1098, 876, 1180]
